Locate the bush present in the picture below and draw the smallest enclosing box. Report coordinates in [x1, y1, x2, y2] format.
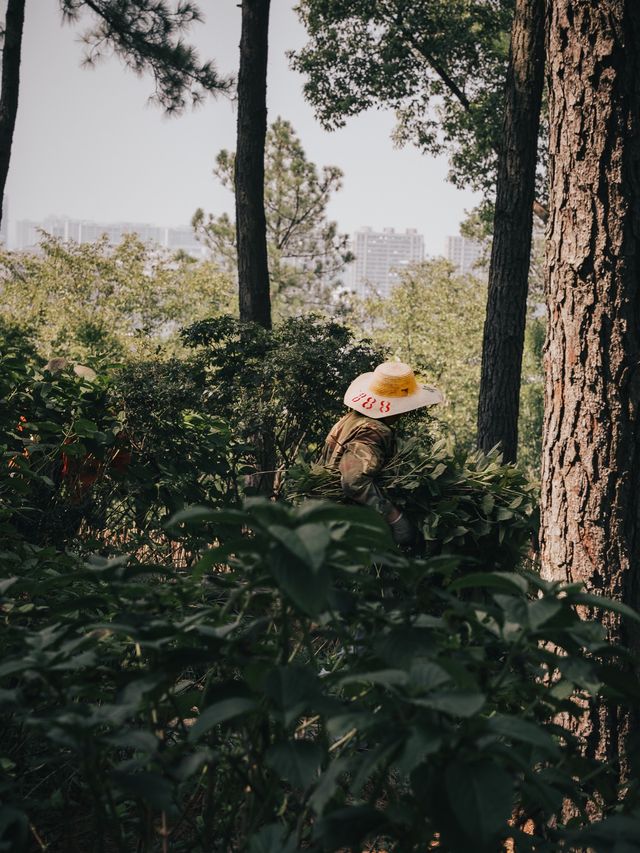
[0, 344, 241, 557]
[285, 436, 537, 570]
[181, 314, 384, 488]
[2, 499, 640, 852]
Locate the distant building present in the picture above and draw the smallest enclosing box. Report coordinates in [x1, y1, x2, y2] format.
[445, 235, 486, 275]
[351, 227, 424, 298]
[15, 216, 206, 259]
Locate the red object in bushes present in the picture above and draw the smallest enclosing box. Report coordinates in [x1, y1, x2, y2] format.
[61, 432, 132, 502]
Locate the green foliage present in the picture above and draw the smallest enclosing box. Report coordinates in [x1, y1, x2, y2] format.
[364, 258, 487, 450]
[0, 344, 241, 555]
[292, 0, 514, 202]
[519, 315, 544, 477]
[181, 314, 384, 481]
[286, 436, 536, 569]
[2, 499, 640, 851]
[0, 345, 124, 549]
[59, 0, 232, 113]
[362, 258, 544, 474]
[0, 236, 235, 363]
[3, 312, 640, 850]
[193, 118, 354, 317]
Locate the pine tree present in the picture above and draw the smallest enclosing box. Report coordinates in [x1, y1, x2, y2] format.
[234, 0, 271, 328]
[476, 0, 545, 462]
[0, 0, 26, 235]
[193, 118, 353, 316]
[293, 0, 547, 462]
[541, 0, 640, 760]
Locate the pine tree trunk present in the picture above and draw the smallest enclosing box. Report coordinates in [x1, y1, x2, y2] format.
[541, 0, 640, 761]
[476, 0, 545, 463]
[0, 0, 26, 233]
[235, 0, 271, 329]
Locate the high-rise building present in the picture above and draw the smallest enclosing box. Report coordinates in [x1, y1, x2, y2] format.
[351, 227, 424, 297]
[445, 235, 486, 275]
[15, 216, 206, 258]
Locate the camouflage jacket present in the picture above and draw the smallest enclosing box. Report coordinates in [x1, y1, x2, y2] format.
[318, 410, 395, 517]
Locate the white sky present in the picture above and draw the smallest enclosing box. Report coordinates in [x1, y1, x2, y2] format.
[6, 0, 480, 254]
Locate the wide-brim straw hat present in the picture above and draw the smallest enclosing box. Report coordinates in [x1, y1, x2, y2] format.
[344, 361, 443, 419]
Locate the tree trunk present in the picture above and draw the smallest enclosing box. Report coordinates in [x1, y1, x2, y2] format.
[476, 0, 545, 463]
[0, 0, 26, 234]
[541, 0, 640, 762]
[235, 0, 271, 329]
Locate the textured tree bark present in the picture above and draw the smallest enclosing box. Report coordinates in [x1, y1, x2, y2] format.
[0, 0, 26, 234]
[541, 0, 640, 761]
[477, 0, 545, 462]
[235, 0, 272, 329]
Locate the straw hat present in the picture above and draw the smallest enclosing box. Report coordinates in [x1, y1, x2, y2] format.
[344, 361, 443, 419]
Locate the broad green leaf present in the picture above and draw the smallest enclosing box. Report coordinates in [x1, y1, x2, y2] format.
[166, 505, 230, 528]
[309, 756, 350, 814]
[445, 759, 513, 849]
[410, 690, 486, 717]
[350, 740, 400, 794]
[396, 725, 443, 775]
[268, 547, 330, 615]
[174, 748, 214, 782]
[189, 697, 256, 740]
[409, 661, 451, 691]
[111, 770, 175, 812]
[266, 740, 324, 789]
[567, 815, 640, 848]
[326, 711, 377, 739]
[268, 523, 329, 571]
[481, 493, 495, 515]
[339, 669, 409, 688]
[487, 715, 560, 756]
[571, 593, 640, 624]
[248, 824, 297, 853]
[0, 577, 17, 594]
[265, 666, 319, 726]
[527, 597, 562, 629]
[374, 628, 436, 668]
[449, 571, 528, 594]
[496, 507, 514, 521]
[312, 805, 385, 849]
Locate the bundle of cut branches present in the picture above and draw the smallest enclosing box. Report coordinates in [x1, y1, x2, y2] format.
[284, 437, 537, 568]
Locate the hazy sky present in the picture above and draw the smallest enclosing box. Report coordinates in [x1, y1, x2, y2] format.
[7, 1, 480, 254]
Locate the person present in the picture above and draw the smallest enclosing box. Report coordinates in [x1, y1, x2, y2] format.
[319, 361, 443, 547]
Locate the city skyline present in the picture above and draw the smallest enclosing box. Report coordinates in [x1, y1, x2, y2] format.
[14, 213, 205, 257]
[13, 212, 485, 284]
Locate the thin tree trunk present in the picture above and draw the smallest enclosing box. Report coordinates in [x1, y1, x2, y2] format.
[541, 0, 640, 762]
[476, 0, 545, 463]
[0, 0, 26, 234]
[235, 0, 271, 329]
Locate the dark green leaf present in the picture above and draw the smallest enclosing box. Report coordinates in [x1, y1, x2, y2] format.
[444, 759, 512, 849]
[449, 572, 528, 595]
[248, 824, 297, 853]
[189, 697, 256, 741]
[266, 740, 324, 789]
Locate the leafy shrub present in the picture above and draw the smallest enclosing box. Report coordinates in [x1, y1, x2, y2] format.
[0, 346, 124, 549]
[285, 436, 537, 569]
[2, 499, 640, 852]
[0, 344, 241, 557]
[181, 314, 384, 488]
[107, 359, 247, 530]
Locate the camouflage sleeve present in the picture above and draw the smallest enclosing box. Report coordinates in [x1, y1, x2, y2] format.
[338, 440, 394, 518]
